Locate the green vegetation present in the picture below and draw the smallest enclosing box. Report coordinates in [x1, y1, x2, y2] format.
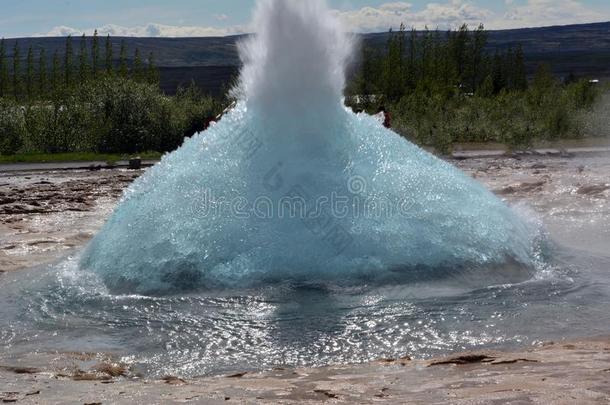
[0, 25, 606, 160]
[346, 24, 604, 153]
[0, 33, 223, 157]
[0, 151, 162, 164]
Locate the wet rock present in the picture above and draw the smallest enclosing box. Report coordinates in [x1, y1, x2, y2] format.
[314, 389, 338, 398]
[496, 181, 546, 195]
[490, 358, 539, 365]
[0, 391, 21, 403]
[93, 363, 128, 378]
[129, 158, 142, 170]
[429, 353, 496, 366]
[162, 376, 187, 385]
[72, 372, 112, 381]
[577, 184, 610, 195]
[0, 366, 40, 374]
[226, 372, 248, 378]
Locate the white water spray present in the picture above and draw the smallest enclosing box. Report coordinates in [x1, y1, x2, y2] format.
[236, 0, 353, 113]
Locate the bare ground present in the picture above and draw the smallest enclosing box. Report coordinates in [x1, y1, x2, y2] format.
[1, 337, 609, 404]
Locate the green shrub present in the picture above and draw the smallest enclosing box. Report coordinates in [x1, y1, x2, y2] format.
[0, 100, 25, 154]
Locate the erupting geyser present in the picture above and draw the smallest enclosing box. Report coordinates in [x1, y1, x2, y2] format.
[82, 0, 539, 294]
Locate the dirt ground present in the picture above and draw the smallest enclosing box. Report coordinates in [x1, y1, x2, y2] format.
[1, 336, 609, 404]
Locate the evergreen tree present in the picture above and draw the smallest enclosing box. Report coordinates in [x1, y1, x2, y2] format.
[26, 46, 34, 99]
[450, 24, 469, 87]
[133, 48, 143, 81]
[105, 35, 113, 75]
[532, 64, 555, 90]
[470, 24, 487, 92]
[118, 40, 128, 77]
[420, 27, 433, 83]
[513, 45, 528, 90]
[12, 42, 21, 99]
[147, 51, 159, 84]
[477, 74, 494, 98]
[382, 25, 406, 102]
[504, 47, 515, 90]
[439, 30, 457, 87]
[0, 38, 8, 97]
[91, 29, 100, 77]
[51, 50, 60, 93]
[406, 28, 417, 87]
[491, 50, 506, 94]
[38, 48, 47, 96]
[78, 33, 90, 83]
[65, 35, 74, 86]
[353, 46, 380, 104]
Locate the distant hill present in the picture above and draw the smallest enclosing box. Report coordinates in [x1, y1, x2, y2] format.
[361, 21, 610, 80]
[4, 21, 610, 95]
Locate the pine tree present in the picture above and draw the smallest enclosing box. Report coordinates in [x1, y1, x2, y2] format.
[513, 45, 527, 90]
[470, 24, 487, 93]
[38, 48, 47, 96]
[406, 27, 417, 87]
[0, 38, 8, 98]
[147, 51, 159, 84]
[133, 48, 143, 81]
[105, 35, 113, 75]
[382, 25, 406, 102]
[491, 50, 506, 94]
[12, 41, 21, 99]
[118, 40, 128, 77]
[25, 46, 34, 99]
[65, 35, 74, 86]
[51, 50, 60, 93]
[420, 27, 433, 83]
[450, 24, 469, 88]
[532, 64, 554, 90]
[78, 34, 89, 83]
[477, 74, 494, 98]
[92, 29, 100, 77]
[504, 47, 515, 90]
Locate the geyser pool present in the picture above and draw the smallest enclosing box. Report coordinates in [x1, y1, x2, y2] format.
[80, 0, 540, 294]
[3, 0, 610, 384]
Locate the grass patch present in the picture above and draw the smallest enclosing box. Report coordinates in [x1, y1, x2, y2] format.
[0, 151, 162, 164]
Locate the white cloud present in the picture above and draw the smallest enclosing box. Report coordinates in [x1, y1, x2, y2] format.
[41, 22, 246, 38]
[38, 0, 610, 38]
[336, 0, 491, 32]
[493, 0, 608, 29]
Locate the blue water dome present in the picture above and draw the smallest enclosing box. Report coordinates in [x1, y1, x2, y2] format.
[81, 0, 540, 294]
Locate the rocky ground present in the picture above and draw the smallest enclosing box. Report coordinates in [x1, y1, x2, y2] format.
[1, 152, 610, 403]
[0, 169, 142, 273]
[1, 337, 609, 404]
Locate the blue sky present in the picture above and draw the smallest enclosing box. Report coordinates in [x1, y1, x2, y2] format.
[2, 0, 610, 38]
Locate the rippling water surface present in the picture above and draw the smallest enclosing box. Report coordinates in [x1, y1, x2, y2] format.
[1, 243, 609, 378]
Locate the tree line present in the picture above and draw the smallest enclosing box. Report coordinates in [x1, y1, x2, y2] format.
[0, 33, 222, 156]
[346, 24, 602, 152]
[0, 32, 159, 100]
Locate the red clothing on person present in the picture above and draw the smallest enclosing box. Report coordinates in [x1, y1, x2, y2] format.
[383, 111, 391, 129]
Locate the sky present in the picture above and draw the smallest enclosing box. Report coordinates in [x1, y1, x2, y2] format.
[2, 0, 610, 38]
